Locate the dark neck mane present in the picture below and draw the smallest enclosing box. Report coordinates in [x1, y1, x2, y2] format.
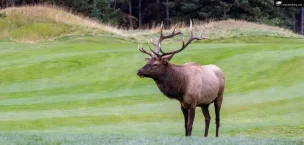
[153, 64, 186, 100]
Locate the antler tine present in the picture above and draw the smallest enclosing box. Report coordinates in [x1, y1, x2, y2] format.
[150, 39, 161, 53]
[199, 30, 208, 39]
[158, 45, 165, 54]
[172, 24, 178, 34]
[151, 39, 158, 47]
[148, 41, 160, 57]
[160, 20, 207, 56]
[189, 20, 193, 37]
[182, 36, 185, 48]
[138, 43, 152, 57]
[152, 22, 182, 54]
[160, 22, 164, 38]
[163, 23, 181, 39]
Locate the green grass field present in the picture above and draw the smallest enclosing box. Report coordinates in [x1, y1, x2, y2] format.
[0, 35, 303, 144]
[0, 5, 304, 145]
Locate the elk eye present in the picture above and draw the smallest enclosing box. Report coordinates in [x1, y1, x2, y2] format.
[153, 64, 157, 67]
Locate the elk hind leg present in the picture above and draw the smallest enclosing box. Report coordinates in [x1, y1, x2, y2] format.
[214, 93, 223, 137]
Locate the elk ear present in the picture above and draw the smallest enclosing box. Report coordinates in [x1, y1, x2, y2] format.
[162, 54, 174, 62]
[145, 58, 150, 62]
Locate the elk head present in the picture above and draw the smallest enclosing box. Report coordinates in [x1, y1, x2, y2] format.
[136, 21, 207, 79]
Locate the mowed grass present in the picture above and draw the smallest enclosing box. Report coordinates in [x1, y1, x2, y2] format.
[0, 133, 303, 145]
[0, 36, 303, 144]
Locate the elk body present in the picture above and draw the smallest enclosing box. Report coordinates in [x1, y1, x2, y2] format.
[136, 22, 225, 137]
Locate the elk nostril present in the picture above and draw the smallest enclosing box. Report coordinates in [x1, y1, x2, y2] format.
[137, 70, 141, 75]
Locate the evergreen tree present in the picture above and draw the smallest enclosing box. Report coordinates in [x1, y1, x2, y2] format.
[72, 0, 93, 16]
[0, 0, 302, 33]
[90, 0, 120, 24]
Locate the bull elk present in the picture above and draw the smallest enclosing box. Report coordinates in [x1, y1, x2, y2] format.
[136, 21, 225, 137]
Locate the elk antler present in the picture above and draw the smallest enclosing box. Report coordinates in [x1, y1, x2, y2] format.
[152, 22, 182, 53]
[138, 22, 180, 57]
[138, 44, 152, 57]
[138, 20, 207, 57]
[147, 41, 160, 57]
[160, 20, 207, 56]
[138, 43, 160, 57]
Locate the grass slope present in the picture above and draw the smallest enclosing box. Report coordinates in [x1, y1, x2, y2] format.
[0, 35, 303, 144]
[0, 5, 303, 43]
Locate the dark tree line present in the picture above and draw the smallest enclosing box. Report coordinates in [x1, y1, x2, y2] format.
[0, 0, 303, 33]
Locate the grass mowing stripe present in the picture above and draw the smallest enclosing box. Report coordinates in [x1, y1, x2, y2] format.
[54, 121, 303, 138]
[224, 83, 304, 106]
[234, 56, 304, 91]
[4, 42, 301, 67]
[0, 83, 302, 113]
[219, 49, 304, 79]
[0, 36, 303, 141]
[0, 101, 179, 121]
[0, 133, 302, 145]
[0, 53, 110, 83]
[1, 47, 303, 94]
[0, 92, 164, 111]
[0, 48, 136, 69]
[0, 42, 132, 61]
[219, 49, 304, 92]
[0, 81, 302, 106]
[0, 111, 302, 139]
[221, 96, 304, 118]
[230, 126, 304, 139]
[0, 113, 182, 130]
[0, 50, 141, 82]
[0, 55, 140, 93]
[0, 78, 153, 100]
[0, 96, 302, 131]
[0, 91, 302, 116]
[0, 43, 250, 66]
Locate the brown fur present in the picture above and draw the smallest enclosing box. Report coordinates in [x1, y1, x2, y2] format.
[137, 56, 225, 137]
[137, 22, 225, 137]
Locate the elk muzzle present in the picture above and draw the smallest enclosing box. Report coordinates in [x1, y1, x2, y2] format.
[137, 69, 144, 78]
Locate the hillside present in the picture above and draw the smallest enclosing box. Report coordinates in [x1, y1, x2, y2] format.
[0, 5, 303, 43]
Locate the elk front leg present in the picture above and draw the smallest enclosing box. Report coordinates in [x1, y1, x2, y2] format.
[186, 105, 196, 136]
[201, 104, 211, 137]
[181, 106, 188, 136]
